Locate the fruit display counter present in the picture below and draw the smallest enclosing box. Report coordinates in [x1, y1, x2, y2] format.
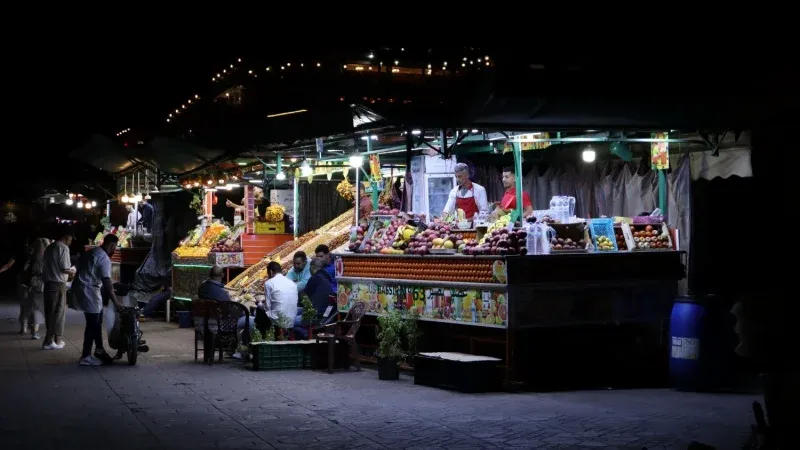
[335, 249, 687, 389]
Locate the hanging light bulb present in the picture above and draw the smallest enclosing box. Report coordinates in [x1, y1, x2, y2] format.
[76, 200, 84, 209]
[66, 198, 74, 206]
[91, 201, 97, 207]
[134, 172, 143, 201]
[50, 197, 55, 204]
[349, 154, 363, 168]
[121, 175, 130, 203]
[300, 160, 312, 177]
[582, 147, 597, 163]
[276, 172, 286, 180]
[85, 202, 92, 209]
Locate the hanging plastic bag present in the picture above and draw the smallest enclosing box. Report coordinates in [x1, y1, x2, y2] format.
[105, 301, 117, 336]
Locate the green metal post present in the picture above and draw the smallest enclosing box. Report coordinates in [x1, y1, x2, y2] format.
[513, 142, 523, 222]
[293, 174, 299, 239]
[367, 137, 378, 210]
[658, 170, 667, 216]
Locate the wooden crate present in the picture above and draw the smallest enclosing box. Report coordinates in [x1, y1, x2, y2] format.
[254, 221, 285, 234]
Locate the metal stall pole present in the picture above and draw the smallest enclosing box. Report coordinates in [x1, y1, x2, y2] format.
[293, 173, 299, 239]
[513, 142, 523, 221]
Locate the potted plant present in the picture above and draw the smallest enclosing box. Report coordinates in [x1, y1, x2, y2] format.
[375, 308, 405, 380]
[300, 295, 318, 339]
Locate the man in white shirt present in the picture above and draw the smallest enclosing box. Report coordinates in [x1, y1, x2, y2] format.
[42, 226, 75, 350]
[126, 205, 141, 231]
[72, 235, 123, 366]
[256, 261, 298, 332]
[442, 163, 490, 221]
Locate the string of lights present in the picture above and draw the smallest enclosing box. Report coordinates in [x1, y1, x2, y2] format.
[162, 48, 494, 125]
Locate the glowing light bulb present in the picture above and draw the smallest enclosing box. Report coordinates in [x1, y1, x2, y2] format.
[276, 172, 286, 180]
[66, 198, 74, 206]
[91, 201, 97, 207]
[76, 201, 83, 208]
[349, 155, 363, 168]
[582, 148, 596, 163]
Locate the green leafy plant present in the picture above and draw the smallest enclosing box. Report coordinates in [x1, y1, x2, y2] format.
[100, 216, 111, 231]
[190, 194, 203, 215]
[376, 308, 405, 361]
[300, 295, 317, 324]
[376, 307, 423, 363]
[404, 309, 422, 357]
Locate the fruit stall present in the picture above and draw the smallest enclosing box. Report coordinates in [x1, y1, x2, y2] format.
[334, 208, 686, 389]
[171, 221, 235, 300]
[225, 209, 355, 306]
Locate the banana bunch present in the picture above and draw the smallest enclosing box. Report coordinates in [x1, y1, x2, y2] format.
[480, 215, 511, 244]
[336, 180, 354, 202]
[265, 203, 285, 222]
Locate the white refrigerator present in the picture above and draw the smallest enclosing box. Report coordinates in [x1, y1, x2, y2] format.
[410, 155, 458, 221]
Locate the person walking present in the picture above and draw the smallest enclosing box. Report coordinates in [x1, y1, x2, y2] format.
[20, 238, 50, 339]
[71, 234, 122, 366]
[42, 226, 75, 350]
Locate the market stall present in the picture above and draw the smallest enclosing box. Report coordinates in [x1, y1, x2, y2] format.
[85, 225, 143, 284]
[333, 198, 685, 388]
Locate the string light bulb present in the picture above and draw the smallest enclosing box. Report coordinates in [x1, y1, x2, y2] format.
[91, 201, 97, 207]
[276, 172, 286, 180]
[66, 198, 74, 206]
[77, 200, 84, 209]
[300, 160, 312, 177]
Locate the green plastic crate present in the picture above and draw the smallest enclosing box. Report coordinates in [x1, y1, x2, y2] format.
[251, 343, 313, 370]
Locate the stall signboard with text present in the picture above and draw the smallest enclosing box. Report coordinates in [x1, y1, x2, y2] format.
[337, 280, 507, 327]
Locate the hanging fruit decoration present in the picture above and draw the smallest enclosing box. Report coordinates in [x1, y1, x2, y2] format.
[337, 179, 354, 202]
[212, 194, 218, 205]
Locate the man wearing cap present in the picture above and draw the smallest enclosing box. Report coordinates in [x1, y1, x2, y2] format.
[442, 163, 490, 221]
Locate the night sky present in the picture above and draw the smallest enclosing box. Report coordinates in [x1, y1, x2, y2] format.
[7, 46, 235, 200]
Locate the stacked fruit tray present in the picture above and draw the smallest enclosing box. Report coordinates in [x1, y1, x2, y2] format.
[339, 256, 500, 284]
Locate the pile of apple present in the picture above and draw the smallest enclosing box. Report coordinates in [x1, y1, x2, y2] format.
[462, 229, 528, 255]
[632, 224, 670, 249]
[371, 207, 400, 216]
[348, 224, 367, 252]
[376, 217, 406, 254]
[550, 237, 587, 251]
[405, 223, 465, 255]
[211, 238, 241, 252]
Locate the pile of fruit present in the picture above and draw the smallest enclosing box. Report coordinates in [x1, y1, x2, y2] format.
[174, 246, 210, 258]
[386, 223, 417, 254]
[594, 235, 615, 251]
[480, 214, 511, 244]
[336, 180, 354, 202]
[348, 225, 366, 252]
[615, 229, 628, 250]
[198, 223, 230, 248]
[406, 223, 465, 255]
[551, 237, 587, 251]
[463, 228, 527, 255]
[264, 203, 285, 223]
[631, 224, 671, 249]
[211, 238, 242, 253]
[371, 207, 400, 216]
[341, 257, 497, 283]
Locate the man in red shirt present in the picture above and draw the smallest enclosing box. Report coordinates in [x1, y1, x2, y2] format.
[491, 167, 533, 220]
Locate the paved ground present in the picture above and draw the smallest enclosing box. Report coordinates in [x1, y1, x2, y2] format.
[0, 298, 757, 449]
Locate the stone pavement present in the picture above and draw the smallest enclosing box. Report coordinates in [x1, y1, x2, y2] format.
[0, 299, 757, 449]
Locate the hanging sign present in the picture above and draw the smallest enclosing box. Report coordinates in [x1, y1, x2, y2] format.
[651, 132, 670, 170]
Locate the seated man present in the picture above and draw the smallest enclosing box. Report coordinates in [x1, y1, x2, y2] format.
[293, 258, 337, 339]
[140, 278, 172, 320]
[314, 244, 337, 294]
[286, 251, 311, 292]
[197, 265, 231, 302]
[254, 261, 297, 335]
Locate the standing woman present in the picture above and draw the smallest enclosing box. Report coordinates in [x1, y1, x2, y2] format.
[20, 238, 50, 339]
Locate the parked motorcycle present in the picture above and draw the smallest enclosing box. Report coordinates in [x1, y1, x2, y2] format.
[111, 306, 149, 365]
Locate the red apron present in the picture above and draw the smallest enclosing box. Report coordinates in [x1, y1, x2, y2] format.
[455, 186, 479, 220]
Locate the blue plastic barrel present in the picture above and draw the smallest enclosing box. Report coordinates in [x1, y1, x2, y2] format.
[177, 311, 193, 328]
[669, 295, 734, 391]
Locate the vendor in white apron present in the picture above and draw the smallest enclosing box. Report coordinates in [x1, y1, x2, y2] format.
[442, 163, 490, 220]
